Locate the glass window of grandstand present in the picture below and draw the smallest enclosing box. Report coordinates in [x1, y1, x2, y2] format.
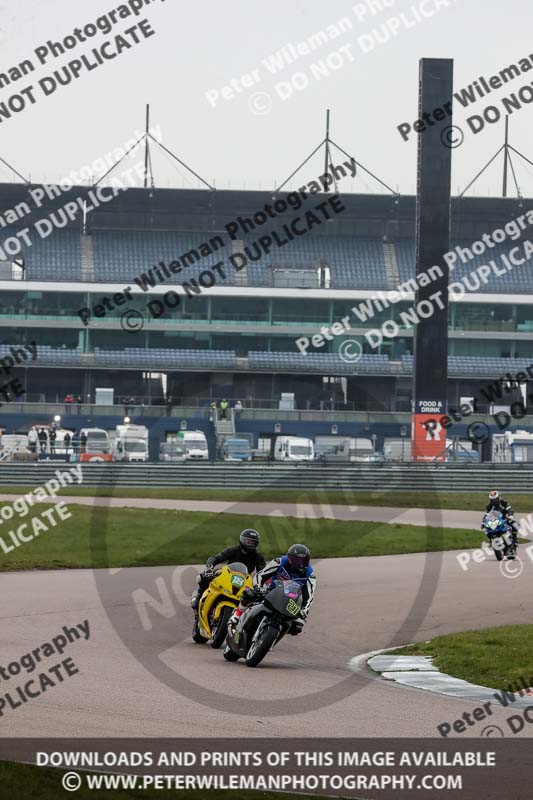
[0, 291, 86, 319]
[149, 331, 210, 350]
[271, 298, 330, 326]
[0, 328, 79, 348]
[515, 342, 533, 358]
[211, 333, 258, 357]
[85, 292, 158, 321]
[517, 305, 533, 333]
[210, 296, 269, 324]
[332, 299, 391, 330]
[181, 296, 208, 322]
[453, 303, 514, 332]
[451, 340, 512, 358]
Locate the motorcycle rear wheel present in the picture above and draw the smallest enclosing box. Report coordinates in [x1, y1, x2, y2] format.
[246, 625, 279, 667]
[211, 606, 233, 649]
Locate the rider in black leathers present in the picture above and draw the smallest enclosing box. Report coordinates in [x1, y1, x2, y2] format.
[191, 529, 265, 610]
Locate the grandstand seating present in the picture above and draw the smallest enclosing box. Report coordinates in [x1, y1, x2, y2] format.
[1, 343, 532, 376]
[22, 229, 82, 281]
[401, 354, 533, 376]
[18, 227, 533, 294]
[93, 348, 237, 369]
[248, 351, 391, 373]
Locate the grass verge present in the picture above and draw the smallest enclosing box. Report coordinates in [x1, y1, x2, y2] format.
[0, 505, 482, 571]
[0, 486, 529, 512]
[0, 761, 330, 800]
[390, 625, 533, 690]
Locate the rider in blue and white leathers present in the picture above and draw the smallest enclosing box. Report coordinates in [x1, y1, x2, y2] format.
[232, 544, 316, 635]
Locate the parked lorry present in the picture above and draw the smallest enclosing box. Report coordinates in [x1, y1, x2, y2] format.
[159, 441, 186, 462]
[273, 436, 314, 462]
[492, 430, 533, 463]
[112, 424, 149, 462]
[80, 427, 110, 455]
[221, 437, 252, 461]
[315, 436, 382, 463]
[177, 430, 209, 460]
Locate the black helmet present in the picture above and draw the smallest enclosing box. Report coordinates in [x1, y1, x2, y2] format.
[287, 543, 310, 575]
[239, 528, 260, 551]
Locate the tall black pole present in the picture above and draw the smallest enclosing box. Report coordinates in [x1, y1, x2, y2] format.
[412, 58, 453, 461]
[144, 104, 150, 189]
[503, 116, 509, 198]
[324, 109, 330, 178]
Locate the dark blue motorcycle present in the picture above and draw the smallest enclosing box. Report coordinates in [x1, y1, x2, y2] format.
[482, 511, 516, 561]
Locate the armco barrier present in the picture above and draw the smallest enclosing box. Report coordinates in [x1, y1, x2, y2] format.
[0, 462, 532, 492]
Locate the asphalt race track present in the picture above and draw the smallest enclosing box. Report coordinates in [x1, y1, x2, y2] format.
[2, 547, 533, 739]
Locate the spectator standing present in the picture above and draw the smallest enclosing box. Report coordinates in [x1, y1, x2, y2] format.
[220, 399, 229, 420]
[233, 400, 243, 418]
[64, 393, 73, 414]
[38, 428, 47, 454]
[76, 394, 82, 414]
[49, 428, 56, 454]
[71, 430, 79, 456]
[64, 432, 71, 454]
[28, 427, 38, 454]
[80, 432, 87, 454]
[166, 395, 173, 417]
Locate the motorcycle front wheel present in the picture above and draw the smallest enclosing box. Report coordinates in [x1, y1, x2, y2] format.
[192, 617, 209, 644]
[245, 624, 279, 667]
[223, 644, 240, 661]
[210, 606, 233, 649]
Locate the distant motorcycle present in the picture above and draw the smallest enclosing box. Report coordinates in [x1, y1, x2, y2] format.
[192, 562, 253, 648]
[482, 511, 516, 561]
[223, 579, 304, 667]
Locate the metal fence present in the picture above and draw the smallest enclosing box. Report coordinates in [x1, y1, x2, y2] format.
[0, 462, 532, 492]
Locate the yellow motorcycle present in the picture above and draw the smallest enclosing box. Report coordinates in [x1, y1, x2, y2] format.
[192, 561, 253, 648]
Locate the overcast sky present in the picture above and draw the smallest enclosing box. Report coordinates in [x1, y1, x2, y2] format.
[1, 0, 532, 198]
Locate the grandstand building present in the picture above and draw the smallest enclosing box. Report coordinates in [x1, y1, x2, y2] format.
[0, 181, 532, 455]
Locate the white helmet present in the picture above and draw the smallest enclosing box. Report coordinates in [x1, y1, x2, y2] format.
[488, 490, 500, 505]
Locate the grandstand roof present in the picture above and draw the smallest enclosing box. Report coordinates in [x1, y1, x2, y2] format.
[0, 181, 529, 236]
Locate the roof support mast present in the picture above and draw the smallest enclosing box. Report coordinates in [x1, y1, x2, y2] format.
[275, 109, 399, 196]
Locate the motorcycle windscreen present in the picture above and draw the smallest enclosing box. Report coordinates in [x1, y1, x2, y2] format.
[482, 512, 505, 532]
[227, 562, 248, 590]
[265, 580, 303, 616]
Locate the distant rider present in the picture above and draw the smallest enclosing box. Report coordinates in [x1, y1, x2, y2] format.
[483, 490, 519, 545]
[191, 528, 265, 611]
[232, 543, 316, 636]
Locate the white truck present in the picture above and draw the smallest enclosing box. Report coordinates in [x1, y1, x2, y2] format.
[273, 435, 314, 462]
[492, 430, 533, 463]
[80, 427, 110, 455]
[221, 437, 252, 462]
[112, 424, 149, 462]
[177, 430, 209, 460]
[315, 436, 382, 463]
